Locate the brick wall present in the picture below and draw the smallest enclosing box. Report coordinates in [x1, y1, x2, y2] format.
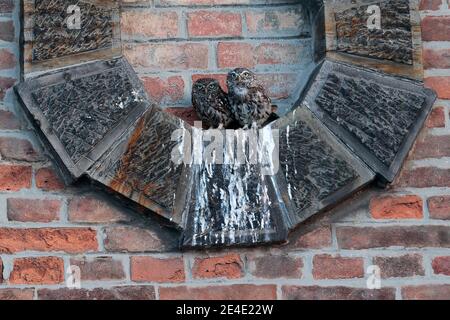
[122, 0, 316, 115]
[0, 0, 448, 300]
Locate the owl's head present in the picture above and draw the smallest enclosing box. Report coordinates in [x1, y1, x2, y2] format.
[192, 78, 222, 98]
[227, 68, 256, 89]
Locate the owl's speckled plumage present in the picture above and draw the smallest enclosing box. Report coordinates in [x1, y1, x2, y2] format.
[192, 78, 234, 129]
[227, 68, 272, 129]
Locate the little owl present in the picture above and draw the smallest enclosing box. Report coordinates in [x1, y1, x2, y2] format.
[227, 68, 272, 129]
[192, 78, 234, 129]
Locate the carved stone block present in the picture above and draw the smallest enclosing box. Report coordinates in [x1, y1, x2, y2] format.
[324, 0, 424, 79]
[303, 60, 436, 182]
[23, 0, 121, 78]
[15, 58, 148, 181]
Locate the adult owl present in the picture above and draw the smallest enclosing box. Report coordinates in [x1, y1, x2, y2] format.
[227, 68, 272, 129]
[192, 78, 234, 129]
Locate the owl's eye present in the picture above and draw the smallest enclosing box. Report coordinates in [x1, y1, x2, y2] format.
[242, 71, 251, 77]
[207, 84, 216, 90]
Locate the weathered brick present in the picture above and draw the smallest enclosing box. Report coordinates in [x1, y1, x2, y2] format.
[248, 254, 302, 279]
[426, 106, 446, 128]
[423, 48, 450, 69]
[131, 256, 185, 282]
[187, 11, 242, 37]
[282, 286, 395, 300]
[313, 255, 364, 279]
[38, 286, 156, 300]
[68, 196, 129, 223]
[7, 198, 61, 222]
[412, 135, 450, 160]
[0, 137, 41, 162]
[0, 289, 34, 300]
[141, 76, 185, 104]
[425, 77, 450, 99]
[373, 254, 424, 278]
[70, 257, 126, 281]
[428, 196, 450, 220]
[0, 228, 98, 253]
[0, 21, 14, 42]
[121, 10, 179, 39]
[0, 165, 32, 191]
[402, 284, 450, 300]
[421, 16, 450, 41]
[9, 257, 64, 285]
[246, 8, 308, 36]
[103, 226, 177, 252]
[290, 226, 332, 249]
[35, 167, 65, 191]
[160, 285, 277, 300]
[192, 254, 243, 279]
[0, 48, 15, 70]
[123, 43, 209, 71]
[370, 195, 423, 219]
[217, 42, 255, 68]
[396, 167, 450, 188]
[432, 256, 450, 275]
[0, 110, 20, 130]
[336, 226, 450, 249]
[419, 0, 443, 10]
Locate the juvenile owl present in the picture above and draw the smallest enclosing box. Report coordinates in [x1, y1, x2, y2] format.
[192, 78, 234, 129]
[227, 68, 272, 129]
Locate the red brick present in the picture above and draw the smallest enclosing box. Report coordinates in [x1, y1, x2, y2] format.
[423, 48, 450, 69]
[412, 135, 450, 160]
[165, 107, 200, 126]
[35, 167, 64, 191]
[396, 167, 450, 188]
[68, 196, 129, 223]
[428, 196, 450, 220]
[0, 21, 14, 42]
[422, 16, 450, 41]
[192, 254, 243, 279]
[246, 8, 307, 36]
[248, 254, 302, 279]
[141, 76, 185, 104]
[426, 107, 446, 128]
[374, 254, 424, 278]
[258, 73, 298, 99]
[103, 226, 176, 252]
[121, 11, 179, 38]
[336, 226, 450, 249]
[419, 0, 443, 10]
[187, 11, 242, 37]
[70, 257, 126, 281]
[282, 286, 395, 300]
[9, 257, 64, 285]
[0, 110, 20, 130]
[0, 48, 15, 70]
[38, 286, 155, 300]
[7, 198, 61, 222]
[432, 256, 450, 275]
[313, 254, 364, 280]
[0, 228, 98, 253]
[370, 195, 423, 219]
[402, 285, 450, 300]
[123, 43, 209, 71]
[160, 284, 277, 300]
[0, 137, 41, 162]
[0, 289, 34, 300]
[0, 165, 32, 191]
[291, 226, 332, 249]
[131, 256, 185, 283]
[217, 42, 255, 68]
[425, 77, 450, 99]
